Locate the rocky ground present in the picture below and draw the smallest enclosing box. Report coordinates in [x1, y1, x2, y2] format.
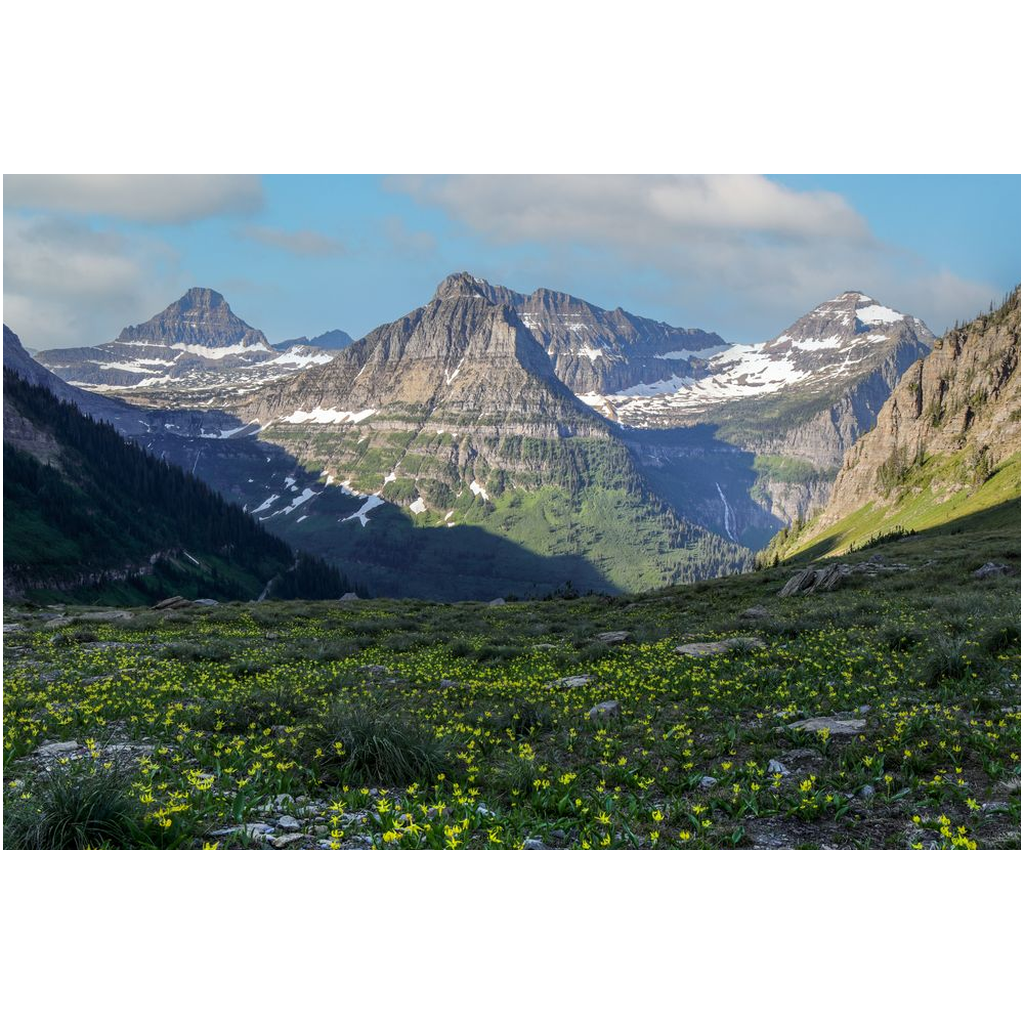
[3, 522, 1019, 851]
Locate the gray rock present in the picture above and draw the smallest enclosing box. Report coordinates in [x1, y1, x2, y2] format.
[675, 637, 766, 657]
[588, 700, 620, 721]
[277, 814, 301, 831]
[859, 784, 876, 799]
[523, 838, 546, 850]
[973, 562, 1012, 579]
[339, 592, 360, 602]
[767, 759, 789, 776]
[982, 802, 1010, 813]
[788, 715, 866, 736]
[270, 833, 310, 849]
[42, 617, 74, 630]
[699, 776, 718, 789]
[779, 564, 848, 598]
[488, 598, 506, 607]
[77, 610, 133, 622]
[595, 630, 631, 644]
[192, 598, 220, 606]
[549, 674, 592, 689]
[35, 740, 80, 758]
[739, 605, 770, 620]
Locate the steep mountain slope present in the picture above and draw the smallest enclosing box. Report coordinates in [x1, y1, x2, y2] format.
[231, 273, 749, 597]
[3, 359, 354, 605]
[594, 291, 934, 529]
[36, 288, 330, 404]
[445, 273, 727, 394]
[770, 288, 1021, 559]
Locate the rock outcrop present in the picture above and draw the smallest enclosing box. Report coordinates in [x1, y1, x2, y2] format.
[807, 287, 1021, 533]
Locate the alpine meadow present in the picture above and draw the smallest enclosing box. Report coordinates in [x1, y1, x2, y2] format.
[3, 174, 1020, 852]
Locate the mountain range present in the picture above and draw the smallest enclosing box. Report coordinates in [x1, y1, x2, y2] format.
[9, 274, 1019, 600]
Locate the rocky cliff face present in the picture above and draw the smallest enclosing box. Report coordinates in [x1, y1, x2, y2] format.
[243, 273, 607, 440]
[804, 287, 1021, 533]
[433, 272, 726, 395]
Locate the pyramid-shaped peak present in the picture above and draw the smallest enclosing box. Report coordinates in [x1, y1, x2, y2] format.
[433, 271, 493, 302]
[116, 287, 268, 348]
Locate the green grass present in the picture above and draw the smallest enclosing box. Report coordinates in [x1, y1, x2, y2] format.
[4, 510, 1019, 850]
[778, 452, 1021, 560]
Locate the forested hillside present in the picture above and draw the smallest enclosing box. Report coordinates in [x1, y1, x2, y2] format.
[3, 370, 355, 604]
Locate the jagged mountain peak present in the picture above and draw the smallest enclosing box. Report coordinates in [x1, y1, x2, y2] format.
[762, 292, 932, 356]
[432, 271, 493, 303]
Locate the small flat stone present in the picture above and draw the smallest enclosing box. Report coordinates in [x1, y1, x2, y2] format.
[739, 606, 770, 620]
[522, 838, 545, 850]
[675, 637, 766, 657]
[767, 759, 789, 776]
[699, 776, 718, 789]
[973, 562, 1012, 579]
[35, 740, 80, 758]
[270, 833, 311, 849]
[488, 598, 506, 607]
[277, 815, 301, 831]
[548, 674, 592, 689]
[788, 716, 866, 736]
[588, 700, 620, 721]
[43, 618, 74, 630]
[595, 630, 631, 645]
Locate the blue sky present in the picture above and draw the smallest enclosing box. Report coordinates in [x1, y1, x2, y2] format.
[4, 174, 1019, 350]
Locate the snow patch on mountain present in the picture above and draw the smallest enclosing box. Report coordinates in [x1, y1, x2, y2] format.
[856, 304, 904, 325]
[281, 407, 376, 425]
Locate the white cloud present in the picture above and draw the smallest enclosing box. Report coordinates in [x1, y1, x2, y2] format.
[3, 214, 183, 349]
[238, 225, 345, 257]
[4, 174, 262, 224]
[391, 174, 870, 246]
[389, 174, 1000, 339]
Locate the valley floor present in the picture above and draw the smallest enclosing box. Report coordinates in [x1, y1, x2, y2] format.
[3, 516, 1019, 851]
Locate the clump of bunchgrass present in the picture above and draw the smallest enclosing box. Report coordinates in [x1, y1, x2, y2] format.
[311, 700, 452, 786]
[4, 762, 139, 850]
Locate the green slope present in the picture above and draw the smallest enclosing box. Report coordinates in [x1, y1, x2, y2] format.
[769, 451, 1021, 561]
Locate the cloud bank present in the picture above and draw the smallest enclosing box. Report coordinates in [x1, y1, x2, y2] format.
[389, 174, 999, 339]
[3, 214, 183, 350]
[4, 174, 262, 224]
